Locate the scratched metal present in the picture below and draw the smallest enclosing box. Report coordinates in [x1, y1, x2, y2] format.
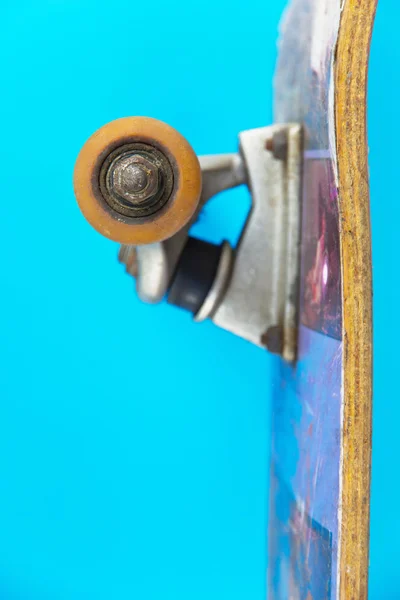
[269, 0, 343, 598]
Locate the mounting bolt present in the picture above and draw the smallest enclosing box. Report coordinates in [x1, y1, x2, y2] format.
[261, 325, 283, 355]
[265, 130, 288, 161]
[107, 154, 160, 205]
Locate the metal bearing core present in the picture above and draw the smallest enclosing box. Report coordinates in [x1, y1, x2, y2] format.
[99, 142, 175, 219]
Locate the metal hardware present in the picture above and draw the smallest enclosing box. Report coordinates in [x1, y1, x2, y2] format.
[119, 153, 246, 304]
[108, 154, 159, 205]
[118, 124, 303, 362]
[99, 143, 174, 219]
[213, 124, 302, 361]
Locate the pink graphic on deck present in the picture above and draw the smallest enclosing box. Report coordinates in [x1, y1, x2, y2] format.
[270, 327, 341, 600]
[269, 155, 342, 600]
[301, 156, 342, 340]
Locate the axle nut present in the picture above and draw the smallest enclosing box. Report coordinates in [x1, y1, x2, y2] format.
[74, 117, 202, 245]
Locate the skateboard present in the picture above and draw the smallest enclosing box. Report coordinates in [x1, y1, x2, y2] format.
[73, 0, 376, 597]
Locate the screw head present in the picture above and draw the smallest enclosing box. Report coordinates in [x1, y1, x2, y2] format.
[108, 154, 160, 205]
[265, 130, 288, 161]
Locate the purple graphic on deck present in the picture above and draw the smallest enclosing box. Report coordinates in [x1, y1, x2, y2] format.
[270, 327, 342, 600]
[301, 156, 342, 340]
[270, 474, 333, 599]
[269, 153, 342, 600]
[270, 2, 344, 596]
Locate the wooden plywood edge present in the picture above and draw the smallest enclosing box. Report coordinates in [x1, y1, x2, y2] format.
[335, 0, 377, 597]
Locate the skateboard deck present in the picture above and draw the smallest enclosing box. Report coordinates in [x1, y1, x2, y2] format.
[269, 1, 376, 598]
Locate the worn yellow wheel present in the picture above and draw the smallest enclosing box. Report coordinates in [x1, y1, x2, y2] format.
[73, 117, 202, 245]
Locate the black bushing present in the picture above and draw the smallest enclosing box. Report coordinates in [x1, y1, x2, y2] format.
[167, 237, 223, 315]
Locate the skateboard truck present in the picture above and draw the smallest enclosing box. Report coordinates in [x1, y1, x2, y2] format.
[74, 118, 303, 362]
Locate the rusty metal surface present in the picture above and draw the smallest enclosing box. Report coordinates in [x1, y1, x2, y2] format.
[99, 142, 174, 219]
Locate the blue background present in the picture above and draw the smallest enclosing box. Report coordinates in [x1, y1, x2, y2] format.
[0, 1, 396, 599]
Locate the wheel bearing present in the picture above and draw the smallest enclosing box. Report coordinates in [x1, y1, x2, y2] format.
[73, 117, 202, 245]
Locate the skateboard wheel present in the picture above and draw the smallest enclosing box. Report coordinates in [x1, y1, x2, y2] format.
[73, 117, 202, 245]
